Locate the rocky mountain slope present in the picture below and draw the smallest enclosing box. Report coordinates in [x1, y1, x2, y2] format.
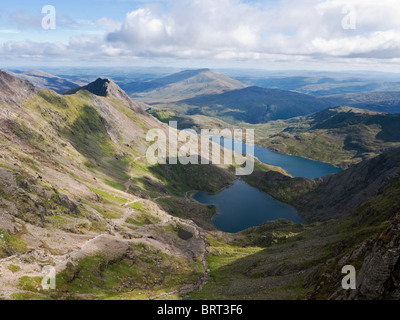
[0, 72, 238, 299]
[0, 71, 36, 104]
[63, 77, 144, 114]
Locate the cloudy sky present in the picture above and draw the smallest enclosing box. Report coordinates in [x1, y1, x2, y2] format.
[1, 0, 400, 71]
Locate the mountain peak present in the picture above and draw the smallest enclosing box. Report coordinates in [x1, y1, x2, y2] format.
[120, 68, 247, 103]
[63, 77, 142, 113]
[64, 77, 113, 97]
[63, 78, 140, 111]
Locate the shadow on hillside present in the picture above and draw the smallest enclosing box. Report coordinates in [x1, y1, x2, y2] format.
[62, 105, 130, 185]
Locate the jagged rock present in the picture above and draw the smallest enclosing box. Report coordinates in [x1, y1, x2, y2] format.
[335, 215, 400, 300]
[63, 77, 144, 114]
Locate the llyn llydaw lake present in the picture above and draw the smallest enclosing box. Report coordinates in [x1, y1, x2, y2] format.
[194, 138, 341, 233]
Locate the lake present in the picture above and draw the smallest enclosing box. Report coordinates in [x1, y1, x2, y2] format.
[193, 180, 303, 233]
[193, 138, 341, 233]
[214, 137, 341, 179]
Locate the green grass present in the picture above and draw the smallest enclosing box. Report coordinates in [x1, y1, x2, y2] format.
[128, 202, 142, 210]
[11, 292, 51, 300]
[0, 229, 27, 258]
[7, 264, 21, 273]
[103, 179, 126, 191]
[187, 235, 264, 300]
[18, 276, 43, 292]
[125, 212, 160, 227]
[53, 244, 202, 299]
[88, 187, 127, 205]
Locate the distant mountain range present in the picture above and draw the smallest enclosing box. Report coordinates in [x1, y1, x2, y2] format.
[233, 74, 400, 96]
[130, 69, 400, 124]
[322, 91, 400, 113]
[6, 70, 80, 93]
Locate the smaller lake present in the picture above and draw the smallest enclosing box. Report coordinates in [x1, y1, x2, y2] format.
[212, 137, 341, 179]
[193, 180, 304, 233]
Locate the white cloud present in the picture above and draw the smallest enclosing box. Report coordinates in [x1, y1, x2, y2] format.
[103, 0, 400, 62]
[2, 0, 400, 69]
[0, 29, 19, 34]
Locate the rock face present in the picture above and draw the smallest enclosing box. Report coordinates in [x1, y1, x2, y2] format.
[0, 70, 36, 103]
[296, 149, 400, 222]
[63, 78, 144, 113]
[343, 216, 400, 300]
[313, 214, 400, 300]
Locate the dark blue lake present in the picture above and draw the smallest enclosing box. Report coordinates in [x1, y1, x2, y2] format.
[193, 138, 341, 233]
[193, 180, 303, 233]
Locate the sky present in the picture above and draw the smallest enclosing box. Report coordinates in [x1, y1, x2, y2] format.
[1, 0, 400, 72]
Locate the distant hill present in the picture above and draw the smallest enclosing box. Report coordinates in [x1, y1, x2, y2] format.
[6, 70, 79, 93]
[321, 91, 400, 113]
[176, 86, 330, 124]
[259, 106, 400, 167]
[121, 68, 247, 103]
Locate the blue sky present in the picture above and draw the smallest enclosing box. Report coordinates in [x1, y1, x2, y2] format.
[1, 0, 400, 71]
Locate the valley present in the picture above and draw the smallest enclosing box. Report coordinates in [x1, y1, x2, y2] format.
[0, 67, 400, 301]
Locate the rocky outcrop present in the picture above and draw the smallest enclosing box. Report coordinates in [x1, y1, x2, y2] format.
[342, 216, 400, 300]
[311, 214, 400, 300]
[63, 77, 144, 113]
